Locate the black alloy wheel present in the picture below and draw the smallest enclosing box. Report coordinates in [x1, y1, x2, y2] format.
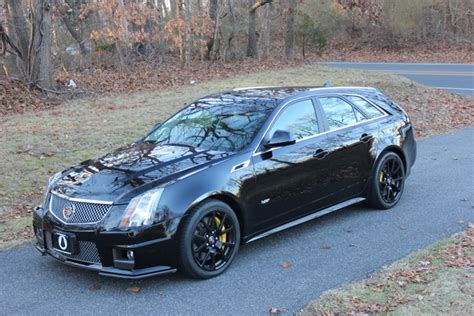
[368, 152, 405, 209]
[178, 199, 240, 279]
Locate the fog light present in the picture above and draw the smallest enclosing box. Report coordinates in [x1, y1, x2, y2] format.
[35, 227, 43, 240]
[126, 250, 134, 260]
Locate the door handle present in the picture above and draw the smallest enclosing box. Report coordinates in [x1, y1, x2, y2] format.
[360, 133, 373, 143]
[313, 149, 329, 160]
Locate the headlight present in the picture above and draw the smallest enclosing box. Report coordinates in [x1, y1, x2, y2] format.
[119, 188, 164, 229]
[42, 172, 62, 205]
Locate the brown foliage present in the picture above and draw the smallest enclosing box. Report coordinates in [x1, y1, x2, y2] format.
[0, 78, 58, 115]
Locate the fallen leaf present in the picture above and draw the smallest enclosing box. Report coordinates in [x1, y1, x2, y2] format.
[457, 220, 465, 224]
[269, 307, 281, 314]
[320, 245, 331, 250]
[89, 282, 102, 291]
[280, 262, 291, 269]
[399, 225, 408, 230]
[126, 286, 141, 293]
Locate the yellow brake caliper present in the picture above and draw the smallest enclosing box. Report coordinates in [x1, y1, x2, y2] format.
[379, 171, 384, 183]
[214, 216, 227, 249]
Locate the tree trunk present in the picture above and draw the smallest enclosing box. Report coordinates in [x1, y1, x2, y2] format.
[157, 1, 166, 63]
[4, 0, 29, 61]
[175, 0, 185, 67]
[57, 0, 88, 55]
[1, 3, 21, 77]
[207, 0, 218, 59]
[284, 4, 296, 59]
[246, 0, 273, 58]
[263, 2, 273, 57]
[246, 0, 257, 57]
[183, 0, 191, 66]
[225, 0, 238, 61]
[29, 0, 54, 89]
[62, 15, 88, 54]
[5, 0, 54, 89]
[117, 0, 129, 47]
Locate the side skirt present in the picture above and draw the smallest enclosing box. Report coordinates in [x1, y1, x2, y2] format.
[246, 197, 366, 243]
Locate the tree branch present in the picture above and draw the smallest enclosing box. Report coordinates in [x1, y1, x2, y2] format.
[249, 0, 273, 13]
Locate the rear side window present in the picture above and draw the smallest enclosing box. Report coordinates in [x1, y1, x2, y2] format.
[269, 99, 319, 140]
[345, 96, 384, 119]
[318, 97, 365, 130]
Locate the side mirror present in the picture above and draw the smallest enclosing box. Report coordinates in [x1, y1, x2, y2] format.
[264, 130, 296, 148]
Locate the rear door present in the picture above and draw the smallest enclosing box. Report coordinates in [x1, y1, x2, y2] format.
[315, 95, 380, 199]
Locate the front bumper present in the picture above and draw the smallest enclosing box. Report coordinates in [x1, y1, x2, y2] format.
[33, 207, 181, 279]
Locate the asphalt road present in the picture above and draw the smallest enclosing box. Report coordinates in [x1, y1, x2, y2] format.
[319, 62, 474, 96]
[1, 127, 474, 315]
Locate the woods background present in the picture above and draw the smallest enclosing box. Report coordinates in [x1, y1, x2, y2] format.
[0, 0, 472, 92]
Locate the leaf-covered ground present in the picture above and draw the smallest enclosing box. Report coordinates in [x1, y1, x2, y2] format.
[316, 42, 474, 63]
[0, 64, 473, 249]
[299, 225, 474, 315]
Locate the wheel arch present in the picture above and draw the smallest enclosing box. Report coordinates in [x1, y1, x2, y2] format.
[181, 191, 247, 240]
[374, 145, 407, 173]
[365, 145, 407, 196]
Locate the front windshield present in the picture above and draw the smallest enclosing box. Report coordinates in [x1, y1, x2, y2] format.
[144, 100, 273, 152]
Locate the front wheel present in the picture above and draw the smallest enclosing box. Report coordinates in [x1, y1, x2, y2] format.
[178, 199, 240, 279]
[367, 152, 405, 209]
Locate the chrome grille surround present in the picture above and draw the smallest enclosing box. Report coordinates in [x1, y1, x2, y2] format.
[49, 191, 113, 225]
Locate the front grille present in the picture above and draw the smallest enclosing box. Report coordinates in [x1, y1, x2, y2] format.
[64, 240, 101, 264]
[46, 233, 102, 264]
[49, 194, 112, 224]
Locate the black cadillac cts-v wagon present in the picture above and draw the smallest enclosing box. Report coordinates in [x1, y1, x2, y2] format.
[33, 86, 416, 279]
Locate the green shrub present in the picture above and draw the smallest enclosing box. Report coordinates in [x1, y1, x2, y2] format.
[296, 13, 327, 58]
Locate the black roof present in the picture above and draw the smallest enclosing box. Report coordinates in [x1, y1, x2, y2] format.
[205, 86, 320, 101]
[195, 86, 381, 112]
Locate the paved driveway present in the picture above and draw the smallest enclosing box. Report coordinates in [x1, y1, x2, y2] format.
[1, 127, 473, 315]
[319, 62, 474, 96]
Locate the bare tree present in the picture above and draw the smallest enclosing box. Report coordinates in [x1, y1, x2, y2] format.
[4, 0, 55, 89]
[56, 0, 88, 55]
[284, 1, 296, 59]
[263, 1, 274, 57]
[207, 0, 218, 59]
[246, 0, 273, 58]
[225, 0, 238, 61]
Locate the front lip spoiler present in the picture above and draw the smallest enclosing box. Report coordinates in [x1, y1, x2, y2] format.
[47, 251, 177, 279]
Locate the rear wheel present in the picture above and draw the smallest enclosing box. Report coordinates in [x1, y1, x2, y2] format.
[178, 199, 240, 279]
[368, 152, 405, 209]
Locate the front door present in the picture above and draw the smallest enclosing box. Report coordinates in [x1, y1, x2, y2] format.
[250, 99, 331, 232]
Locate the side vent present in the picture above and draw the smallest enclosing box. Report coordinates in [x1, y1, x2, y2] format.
[231, 160, 251, 173]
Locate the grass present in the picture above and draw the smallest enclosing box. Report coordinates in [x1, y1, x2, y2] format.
[299, 226, 474, 315]
[0, 64, 473, 250]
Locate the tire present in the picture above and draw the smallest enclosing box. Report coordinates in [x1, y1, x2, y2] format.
[178, 199, 240, 279]
[367, 151, 405, 209]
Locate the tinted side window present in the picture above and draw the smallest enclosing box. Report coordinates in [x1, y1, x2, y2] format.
[319, 97, 364, 130]
[269, 99, 319, 140]
[346, 96, 384, 119]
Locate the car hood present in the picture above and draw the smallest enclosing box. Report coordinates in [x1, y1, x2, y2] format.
[51, 143, 231, 203]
